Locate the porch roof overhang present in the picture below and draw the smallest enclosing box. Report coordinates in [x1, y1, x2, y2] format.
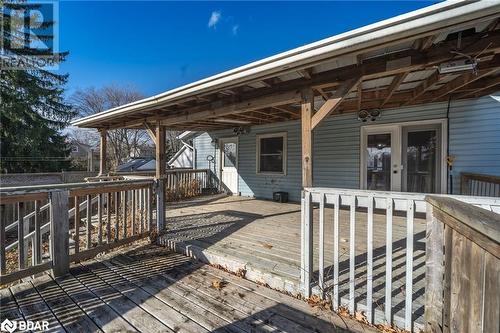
[71, 1, 500, 132]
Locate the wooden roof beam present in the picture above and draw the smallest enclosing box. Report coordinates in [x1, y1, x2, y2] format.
[427, 56, 500, 102]
[311, 77, 361, 130]
[159, 90, 302, 126]
[298, 69, 312, 80]
[403, 70, 441, 106]
[455, 75, 500, 99]
[142, 122, 157, 142]
[380, 72, 409, 107]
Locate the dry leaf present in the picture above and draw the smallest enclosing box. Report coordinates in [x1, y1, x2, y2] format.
[211, 279, 227, 290]
[354, 311, 369, 324]
[261, 242, 273, 249]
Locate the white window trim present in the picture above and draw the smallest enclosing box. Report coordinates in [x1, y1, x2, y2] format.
[256, 132, 287, 176]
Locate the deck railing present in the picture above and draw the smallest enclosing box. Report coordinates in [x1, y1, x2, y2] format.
[301, 187, 500, 331]
[460, 172, 500, 197]
[0, 178, 156, 285]
[161, 168, 213, 201]
[425, 196, 500, 333]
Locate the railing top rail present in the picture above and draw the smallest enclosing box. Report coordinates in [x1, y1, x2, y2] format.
[426, 195, 500, 245]
[0, 178, 154, 197]
[303, 187, 500, 206]
[461, 172, 500, 184]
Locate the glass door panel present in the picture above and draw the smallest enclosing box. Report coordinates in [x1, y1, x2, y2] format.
[366, 133, 392, 191]
[402, 126, 441, 193]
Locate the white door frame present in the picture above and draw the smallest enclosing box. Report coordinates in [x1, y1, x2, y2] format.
[218, 136, 239, 195]
[360, 118, 447, 193]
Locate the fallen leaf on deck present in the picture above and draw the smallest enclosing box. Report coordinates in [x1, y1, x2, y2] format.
[261, 242, 273, 249]
[211, 279, 227, 290]
[354, 311, 369, 324]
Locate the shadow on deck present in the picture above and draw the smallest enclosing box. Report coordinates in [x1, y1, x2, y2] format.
[160, 195, 427, 329]
[1, 244, 376, 333]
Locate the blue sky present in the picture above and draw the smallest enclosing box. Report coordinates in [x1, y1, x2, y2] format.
[59, 1, 436, 98]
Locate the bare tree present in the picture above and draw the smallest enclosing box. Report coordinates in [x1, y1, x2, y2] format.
[70, 86, 153, 170]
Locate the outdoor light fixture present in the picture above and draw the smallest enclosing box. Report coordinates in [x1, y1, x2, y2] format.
[358, 109, 381, 122]
[438, 59, 477, 74]
[233, 126, 249, 136]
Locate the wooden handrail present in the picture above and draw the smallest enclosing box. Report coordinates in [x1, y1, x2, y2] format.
[425, 195, 500, 332]
[460, 172, 500, 197]
[0, 178, 157, 286]
[426, 196, 500, 246]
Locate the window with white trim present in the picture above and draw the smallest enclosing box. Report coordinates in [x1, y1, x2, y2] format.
[256, 132, 287, 175]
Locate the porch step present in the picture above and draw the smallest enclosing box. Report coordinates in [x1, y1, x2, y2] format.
[157, 236, 302, 295]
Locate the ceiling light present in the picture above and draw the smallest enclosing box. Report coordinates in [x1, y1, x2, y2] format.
[438, 59, 477, 74]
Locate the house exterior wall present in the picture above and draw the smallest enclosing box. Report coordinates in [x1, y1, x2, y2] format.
[194, 94, 500, 202]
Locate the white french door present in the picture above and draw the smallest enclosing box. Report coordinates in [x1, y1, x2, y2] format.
[361, 125, 401, 191]
[219, 137, 239, 195]
[361, 120, 446, 194]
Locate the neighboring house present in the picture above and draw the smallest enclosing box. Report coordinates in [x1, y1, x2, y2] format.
[168, 144, 193, 169]
[69, 140, 99, 171]
[168, 131, 196, 169]
[116, 157, 155, 172]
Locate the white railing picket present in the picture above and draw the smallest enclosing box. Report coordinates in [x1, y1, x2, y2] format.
[333, 193, 340, 310]
[318, 193, 325, 296]
[366, 195, 374, 323]
[385, 197, 393, 325]
[303, 191, 312, 298]
[349, 195, 356, 313]
[405, 199, 415, 330]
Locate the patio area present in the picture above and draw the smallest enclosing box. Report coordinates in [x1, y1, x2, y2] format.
[161, 195, 427, 328]
[1, 242, 376, 333]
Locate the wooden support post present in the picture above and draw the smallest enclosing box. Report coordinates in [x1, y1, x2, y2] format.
[301, 89, 314, 188]
[155, 122, 166, 232]
[50, 190, 69, 278]
[99, 129, 107, 176]
[425, 203, 445, 332]
[156, 179, 165, 232]
[155, 122, 166, 178]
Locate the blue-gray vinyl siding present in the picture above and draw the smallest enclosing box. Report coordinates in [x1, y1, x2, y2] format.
[194, 94, 500, 201]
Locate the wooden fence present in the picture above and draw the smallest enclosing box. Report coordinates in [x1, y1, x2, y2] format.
[460, 172, 500, 197]
[301, 187, 500, 331]
[0, 179, 156, 285]
[425, 196, 500, 333]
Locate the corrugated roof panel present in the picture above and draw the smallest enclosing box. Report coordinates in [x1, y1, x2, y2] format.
[397, 81, 422, 91]
[404, 69, 436, 82]
[313, 55, 357, 73]
[361, 41, 414, 60]
[362, 77, 394, 89]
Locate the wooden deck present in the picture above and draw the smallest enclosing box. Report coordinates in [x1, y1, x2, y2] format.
[161, 195, 427, 328]
[0, 243, 376, 333]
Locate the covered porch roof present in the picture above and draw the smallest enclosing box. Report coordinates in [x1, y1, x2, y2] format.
[71, 1, 500, 132]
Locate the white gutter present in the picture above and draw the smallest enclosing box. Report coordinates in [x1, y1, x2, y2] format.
[72, 0, 500, 127]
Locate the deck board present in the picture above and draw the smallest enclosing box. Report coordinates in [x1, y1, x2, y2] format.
[162, 195, 427, 328]
[1, 243, 377, 333]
